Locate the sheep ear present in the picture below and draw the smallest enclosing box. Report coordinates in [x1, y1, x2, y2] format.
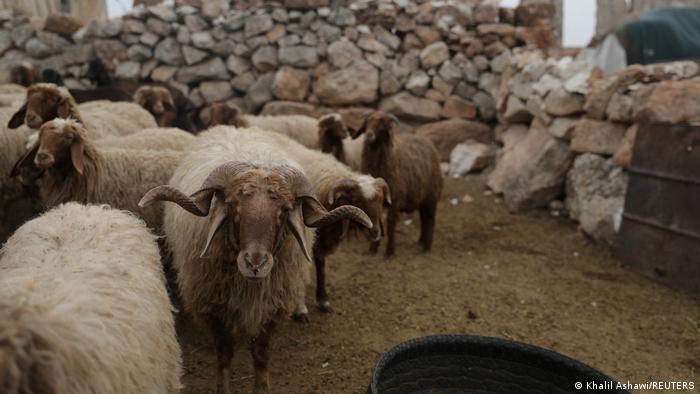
[200, 198, 229, 258]
[287, 203, 313, 263]
[70, 139, 85, 175]
[57, 97, 72, 119]
[10, 141, 39, 178]
[8, 103, 27, 129]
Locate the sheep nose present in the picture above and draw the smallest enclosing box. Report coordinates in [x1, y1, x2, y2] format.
[153, 104, 164, 114]
[244, 252, 269, 271]
[25, 113, 42, 128]
[34, 152, 54, 168]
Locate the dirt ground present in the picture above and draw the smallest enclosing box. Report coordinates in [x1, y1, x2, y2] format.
[178, 177, 700, 394]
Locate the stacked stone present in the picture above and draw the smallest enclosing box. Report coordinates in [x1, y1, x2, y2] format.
[484, 49, 700, 245]
[0, 0, 557, 124]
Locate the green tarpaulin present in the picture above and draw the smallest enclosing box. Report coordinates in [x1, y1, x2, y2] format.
[618, 7, 700, 65]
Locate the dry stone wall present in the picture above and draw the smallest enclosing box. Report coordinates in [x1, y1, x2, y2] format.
[0, 0, 558, 124]
[479, 46, 700, 245]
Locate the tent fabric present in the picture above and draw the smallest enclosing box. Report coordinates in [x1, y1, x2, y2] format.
[617, 7, 700, 65]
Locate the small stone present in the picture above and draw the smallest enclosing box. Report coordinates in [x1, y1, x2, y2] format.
[438, 60, 462, 86]
[330, 7, 355, 26]
[146, 17, 170, 36]
[472, 91, 496, 120]
[548, 117, 578, 140]
[191, 31, 214, 49]
[226, 55, 251, 75]
[327, 40, 361, 68]
[114, 60, 140, 80]
[406, 70, 430, 95]
[448, 140, 496, 178]
[244, 72, 275, 111]
[154, 37, 183, 65]
[278, 45, 319, 68]
[127, 44, 152, 62]
[176, 57, 229, 84]
[272, 66, 310, 101]
[503, 95, 532, 124]
[231, 71, 256, 92]
[245, 14, 274, 37]
[200, 80, 233, 103]
[314, 60, 378, 105]
[419, 41, 449, 69]
[251, 45, 278, 72]
[379, 92, 442, 122]
[612, 124, 638, 168]
[150, 65, 177, 81]
[544, 87, 584, 116]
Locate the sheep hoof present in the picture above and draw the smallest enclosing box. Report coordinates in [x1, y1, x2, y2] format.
[291, 312, 310, 324]
[318, 301, 334, 314]
[383, 253, 395, 260]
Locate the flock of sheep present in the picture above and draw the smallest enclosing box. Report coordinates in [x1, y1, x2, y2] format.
[0, 61, 443, 393]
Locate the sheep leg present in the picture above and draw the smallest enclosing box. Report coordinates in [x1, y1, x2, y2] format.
[251, 320, 276, 394]
[385, 207, 398, 259]
[208, 316, 235, 394]
[291, 288, 310, 323]
[419, 202, 437, 252]
[314, 254, 333, 313]
[368, 239, 380, 254]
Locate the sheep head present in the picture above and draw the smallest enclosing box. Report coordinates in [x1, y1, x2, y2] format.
[9, 63, 37, 87]
[200, 102, 246, 129]
[326, 176, 391, 242]
[318, 113, 348, 158]
[8, 83, 77, 129]
[11, 118, 88, 178]
[133, 86, 175, 127]
[139, 162, 372, 280]
[350, 111, 398, 148]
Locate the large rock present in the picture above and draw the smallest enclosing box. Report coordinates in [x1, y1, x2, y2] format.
[415, 119, 491, 161]
[543, 87, 584, 116]
[566, 153, 628, 245]
[571, 119, 627, 156]
[633, 79, 700, 124]
[176, 57, 228, 84]
[448, 140, 496, 178]
[380, 92, 442, 122]
[153, 37, 184, 66]
[278, 45, 318, 68]
[487, 122, 573, 211]
[441, 96, 477, 119]
[272, 67, 310, 101]
[314, 60, 378, 105]
[419, 41, 448, 69]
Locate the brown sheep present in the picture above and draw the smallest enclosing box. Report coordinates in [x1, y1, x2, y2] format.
[133, 85, 198, 132]
[9, 63, 38, 87]
[198, 101, 247, 129]
[7, 83, 82, 129]
[351, 111, 443, 258]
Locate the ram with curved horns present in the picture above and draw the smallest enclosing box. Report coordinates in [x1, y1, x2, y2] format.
[139, 126, 372, 394]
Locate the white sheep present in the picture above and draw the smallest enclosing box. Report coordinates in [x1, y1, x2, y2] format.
[96, 127, 195, 151]
[246, 128, 391, 317]
[236, 113, 320, 149]
[139, 125, 372, 394]
[7, 83, 156, 139]
[11, 118, 180, 231]
[0, 202, 182, 393]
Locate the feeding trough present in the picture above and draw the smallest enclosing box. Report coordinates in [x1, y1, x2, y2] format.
[368, 335, 629, 394]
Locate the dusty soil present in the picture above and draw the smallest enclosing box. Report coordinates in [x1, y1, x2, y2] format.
[178, 178, 700, 394]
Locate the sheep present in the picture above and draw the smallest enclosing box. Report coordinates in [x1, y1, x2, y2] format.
[133, 85, 197, 132]
[316, 113, 365, 171]
[96, 127, 195, 152]
[197, 101, 246, 129]
[234, 112, 321, 150]
[139, 125, 372, 394]
[9, 63, 37, 87]
[0, 202, 182, 393]
[351, 111, 443, 258]
[8, 83, 157, 138]
[0, 84, 26, 109]
[0, 108, 42, 242]
[10, 118, 180, 231]
[247, 128, 391, 316]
